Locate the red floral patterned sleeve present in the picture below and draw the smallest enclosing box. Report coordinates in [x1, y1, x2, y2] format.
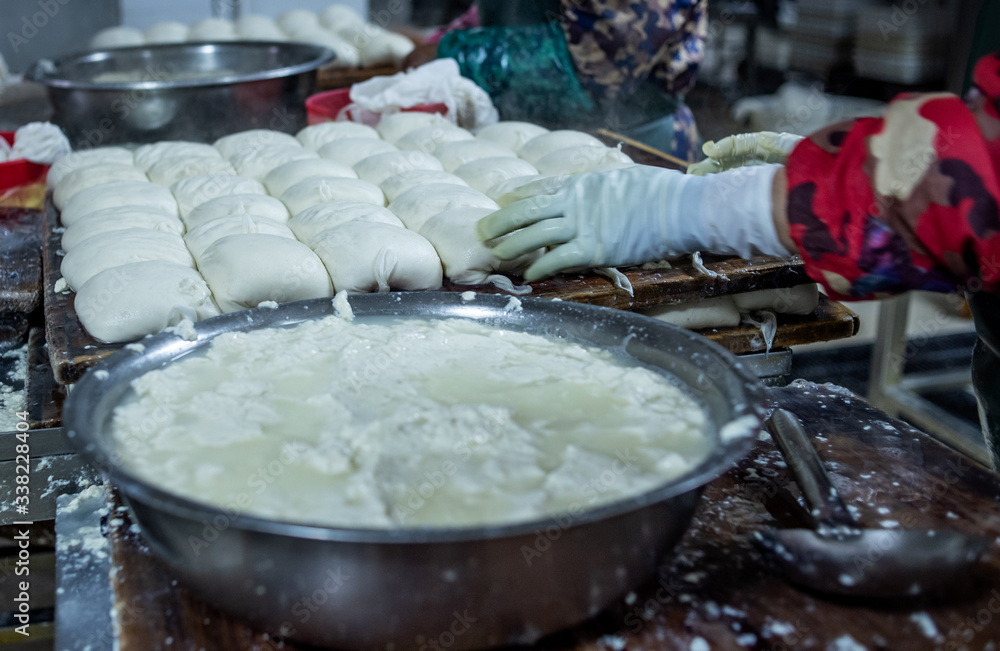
[784, 53, 1000, 301]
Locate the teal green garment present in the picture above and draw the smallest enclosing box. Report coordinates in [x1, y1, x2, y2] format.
[436, 20, 695, 160]
[437, 22, 597, 128]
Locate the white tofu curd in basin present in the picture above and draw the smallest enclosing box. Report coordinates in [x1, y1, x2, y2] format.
[109, 307, 713, 529]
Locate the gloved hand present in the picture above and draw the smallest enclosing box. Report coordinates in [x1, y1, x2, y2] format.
[477, 164, 790, 281]
[687, 132, 804, 176]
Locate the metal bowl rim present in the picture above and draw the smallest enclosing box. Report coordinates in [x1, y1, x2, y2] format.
[64, 292, 765, 544]
[28, 41, 336, 91]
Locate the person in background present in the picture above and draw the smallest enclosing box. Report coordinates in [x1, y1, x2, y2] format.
[406, 0, 706, 162]
[478, 53, 1000, 469]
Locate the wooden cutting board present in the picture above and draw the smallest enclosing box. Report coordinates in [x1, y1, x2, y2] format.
[0, 206, 43, 315]
[25, 326, 64, 429]
[316, 63, 403, 90]
[41, 201, 856, 385]
[102, 381, 1000, 650]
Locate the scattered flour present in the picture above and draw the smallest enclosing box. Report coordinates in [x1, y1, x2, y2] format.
[763, 620, 795, 637]
[0, 343, 29, 432]
[909, 612, 939, 639]
[689, 637, 710, 651]
[598, 634, 627, 651]
[828, 634, 867, 650]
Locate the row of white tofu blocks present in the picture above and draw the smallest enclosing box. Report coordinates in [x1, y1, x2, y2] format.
[50, 114, 634, 343]
[90, 5, 414, 68]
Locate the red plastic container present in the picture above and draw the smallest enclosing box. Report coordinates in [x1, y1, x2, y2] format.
[306, 88, 449, 126]
[0, 132, 49, 191]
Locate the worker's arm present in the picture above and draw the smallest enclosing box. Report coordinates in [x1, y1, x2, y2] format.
[480, 55, 1000, 297]
[478, 163, 791, 282]
[782, 54, 1000, 299]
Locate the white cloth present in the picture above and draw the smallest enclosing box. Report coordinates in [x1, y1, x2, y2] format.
[11, 122, 71, 164]
[348, 59, 498, 130]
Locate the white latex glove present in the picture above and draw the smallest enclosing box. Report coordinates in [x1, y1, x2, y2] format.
[687, 132, 803, 176]
[477, 164, 789, 281]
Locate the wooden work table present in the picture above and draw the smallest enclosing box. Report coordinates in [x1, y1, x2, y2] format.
[88, 381, 1000, 650]
[37, 202, 858, 385]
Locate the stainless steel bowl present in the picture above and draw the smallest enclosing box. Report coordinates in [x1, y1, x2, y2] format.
[63, 292, 765, 649]
[26, 41, 335, 147]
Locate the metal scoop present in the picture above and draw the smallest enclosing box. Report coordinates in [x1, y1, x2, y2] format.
[752, 409, 992, 599]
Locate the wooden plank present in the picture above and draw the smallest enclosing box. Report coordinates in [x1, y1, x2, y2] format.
[0, 312, 29, 351]
[105, 382, 1000, 650]
[440, 253, 813, 311]
[25, 326, 64, 429]
[42, 203, 117, 386]
[700, 295, 860, 354]
[594, 132, 690, 172]
[0, 206, 43, 314]
[316, 63, 402, 91]
[42, 200, 854, 384]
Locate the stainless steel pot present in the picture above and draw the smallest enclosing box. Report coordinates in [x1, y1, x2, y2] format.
[63, 292, 765, 649]
[26, 41, 335, 147]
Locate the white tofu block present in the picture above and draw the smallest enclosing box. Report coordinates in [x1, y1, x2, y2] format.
[75, 261, 219, 343]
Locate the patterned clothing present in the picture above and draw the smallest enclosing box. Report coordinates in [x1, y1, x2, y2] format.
[558, 0, 707, 99]
[786, 54, 1000, 468]
[436, 0, 706, 160]
[785, 54, 1000, 302]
